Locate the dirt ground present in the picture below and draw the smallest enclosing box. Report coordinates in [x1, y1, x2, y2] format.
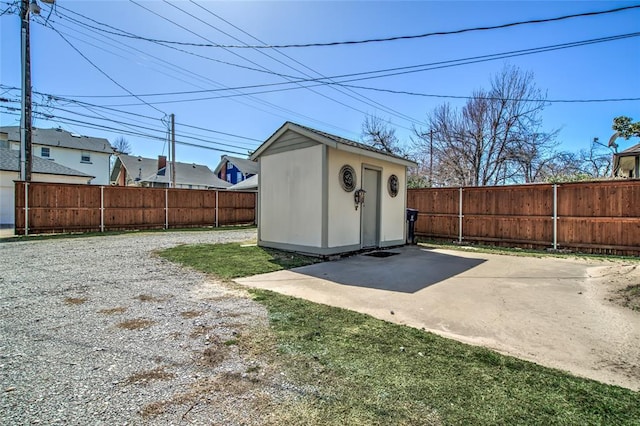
[237, 247, 640, 391]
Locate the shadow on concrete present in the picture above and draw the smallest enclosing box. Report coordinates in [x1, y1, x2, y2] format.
[291, 246, 486, 293]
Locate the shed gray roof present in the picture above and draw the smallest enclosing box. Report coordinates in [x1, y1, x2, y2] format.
[251, 121, 417, 167]
[619, 143, 640, 154]
[227, 174, 258, 190]
[0, 147, 94, 177]
[213, 155, 259, 175]
[0, 126, 113, 154]
[114, 154, 231, 188]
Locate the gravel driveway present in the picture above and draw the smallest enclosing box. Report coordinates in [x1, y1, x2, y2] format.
[0, 229, 289, 425]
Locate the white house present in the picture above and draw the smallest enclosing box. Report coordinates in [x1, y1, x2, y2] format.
[0, 126, 112, 185]
[111, 154, 231, 189]
[0, 147, 93, 227]
[251, 121, 417, 256]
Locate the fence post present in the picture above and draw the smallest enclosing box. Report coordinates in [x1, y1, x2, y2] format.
[458, 187, 463, 243]
[100, 186, 104, 233]
[24, 182, 29, 236]
[552, 184, 558, 250]
[165, 188, 169, 230]
[215, 190, 219, 228]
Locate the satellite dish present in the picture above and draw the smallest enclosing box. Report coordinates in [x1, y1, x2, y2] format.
[608, 132, 620, 152]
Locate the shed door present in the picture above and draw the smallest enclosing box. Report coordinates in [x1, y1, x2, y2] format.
[361, 168, 380, 248]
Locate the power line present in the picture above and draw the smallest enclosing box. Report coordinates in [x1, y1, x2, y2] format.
[1, 106, 249, 155]
[1, 88, 263, 143]
[189, 0, 424, 128]
[28, 31, 639, 104]
[43, 22, 167, 117]
[127, 0, 359, 137]
[47, 4, 640, 49]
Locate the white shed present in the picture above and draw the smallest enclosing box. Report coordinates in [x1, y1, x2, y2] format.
[251, 122, 417, 256]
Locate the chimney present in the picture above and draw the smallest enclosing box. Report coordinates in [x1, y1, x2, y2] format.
[157, 155, 167, 176]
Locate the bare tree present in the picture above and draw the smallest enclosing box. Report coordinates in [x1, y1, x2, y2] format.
[112, 136, 132, 154]
[414, 65, 551, 186]
[578, 138, 614, 178]
[361, 114, 403, 155]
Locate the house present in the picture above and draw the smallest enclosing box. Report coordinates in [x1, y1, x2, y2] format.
[613, 143, 640, 178]
[251, 121, 417, 256]
[0, 147, 94, 227]
[213, 155, 258, 185]
[0, 126, 113, 185]
[110, 154, 231, 189]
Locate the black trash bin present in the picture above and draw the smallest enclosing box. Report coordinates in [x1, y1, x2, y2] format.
[406, 208, 419, 244]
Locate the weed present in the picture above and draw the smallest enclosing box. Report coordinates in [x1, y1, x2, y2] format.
[98, 307, 127, 315]
[126, 366, 176, 385]
[64, 297, 88, 305]
[117, 318, 155, 330]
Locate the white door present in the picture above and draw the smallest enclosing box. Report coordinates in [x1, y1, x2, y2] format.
[361, 168, 380, 248]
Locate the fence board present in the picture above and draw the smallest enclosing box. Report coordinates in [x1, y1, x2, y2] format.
[14, 182, 256, 235]
[408, 180, 640, 256]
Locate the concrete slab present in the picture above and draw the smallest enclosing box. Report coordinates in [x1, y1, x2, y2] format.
[236, 246, 640, 390]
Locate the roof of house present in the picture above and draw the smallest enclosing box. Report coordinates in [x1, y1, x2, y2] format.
[213, 155, 259, 175]
[113, 154, 231, 188]
[0, 126, 113, 154]
[0, 147, 94, 178]
[618, 143, 640, 155]
[227, 174, 258, 190]
[251, 121, 417, 167]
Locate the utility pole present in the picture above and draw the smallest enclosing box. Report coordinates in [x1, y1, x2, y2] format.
[170, 113, 176, 188]
[20, 0, 32, 181]
[19, 0, 54, 181]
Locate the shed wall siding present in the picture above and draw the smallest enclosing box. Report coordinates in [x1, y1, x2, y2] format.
[259, 144, 323, 247]
[327, 148, 407, 247]
[260, 130, 318, 156]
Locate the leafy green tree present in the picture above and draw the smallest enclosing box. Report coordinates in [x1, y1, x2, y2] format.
[612, 116, 640, 139]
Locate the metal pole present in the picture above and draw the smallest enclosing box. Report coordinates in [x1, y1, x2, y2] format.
[215, 190, 219, 228]
[458, 187, 463, 243]
[165, 188, 169, 229]
[170, 113, 176, 188]
[100, 186, 104, 232]
[24, 182, 29, 236]
[20, 0, 32, 182]
[553, 184, 558, 250]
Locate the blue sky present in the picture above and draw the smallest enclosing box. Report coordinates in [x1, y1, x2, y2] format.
[1, 1, 639, 169]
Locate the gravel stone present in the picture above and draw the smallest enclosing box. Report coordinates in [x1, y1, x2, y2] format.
[0, 229, 290, 425]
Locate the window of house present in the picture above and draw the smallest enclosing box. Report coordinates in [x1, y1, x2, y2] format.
[237, 171, 243, 182]
[41, 147, 50, 158]
[81, 152, 91, 163]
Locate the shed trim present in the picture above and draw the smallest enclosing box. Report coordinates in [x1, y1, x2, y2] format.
[252, 122, 417, 168]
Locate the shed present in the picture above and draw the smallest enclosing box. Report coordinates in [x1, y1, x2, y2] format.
[251, 122, 417, 256]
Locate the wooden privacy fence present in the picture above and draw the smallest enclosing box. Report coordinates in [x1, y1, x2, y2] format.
[14, 182, 256, 235]
[407, 180, 640, 256]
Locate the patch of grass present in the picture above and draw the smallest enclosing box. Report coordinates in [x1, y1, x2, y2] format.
[98, 307, 127, 315]
[134, 294, 171, 303]
[224, 339, 238, 346]
[160, 241, 640, 424]
[199, 346, 226, 367]
[249, 289, 640, 425]
[126, 366, 175, 385]
[418, 239, 640, 262]
[180, 310, 203, 318]
[157, 243, 322, 280]
[64, 297, 88, 305]
[117, 318, 155, 330]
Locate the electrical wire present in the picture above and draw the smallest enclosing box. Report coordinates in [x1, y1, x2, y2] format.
[43, 22, 167, 118]
[28, 32, 639, 104]
[46, 4, 640, 49]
